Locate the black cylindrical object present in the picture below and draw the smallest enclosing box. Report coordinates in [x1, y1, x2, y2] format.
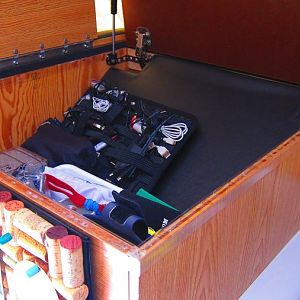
[111, 0, 118, 15]
[84, 202, 149, 245]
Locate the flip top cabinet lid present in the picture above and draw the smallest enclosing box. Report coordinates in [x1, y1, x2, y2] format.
[122, 0, 300, 84]
[0, 0, 97, 59]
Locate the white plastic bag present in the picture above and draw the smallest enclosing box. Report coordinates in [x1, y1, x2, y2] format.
[44, 164, 122, 205]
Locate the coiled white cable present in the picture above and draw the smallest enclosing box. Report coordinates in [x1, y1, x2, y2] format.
[160, 122, 188, 142]
[92, 97, 111, 112]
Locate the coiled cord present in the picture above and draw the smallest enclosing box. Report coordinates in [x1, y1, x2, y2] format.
[160, 123, 188, 142]
[92, 97, 111, 112]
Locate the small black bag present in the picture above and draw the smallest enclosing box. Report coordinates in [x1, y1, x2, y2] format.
[22, 121, 97, 172]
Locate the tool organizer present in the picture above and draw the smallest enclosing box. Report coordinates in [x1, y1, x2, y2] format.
[24, 80, 197, 194]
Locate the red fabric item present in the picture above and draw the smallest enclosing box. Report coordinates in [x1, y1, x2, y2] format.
[45, 174, 86, 207]
[45, 174, 104, 213]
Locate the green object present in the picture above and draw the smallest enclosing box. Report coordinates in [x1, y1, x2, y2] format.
[136, 188, 179, 211]
[0, 233, 12, 245]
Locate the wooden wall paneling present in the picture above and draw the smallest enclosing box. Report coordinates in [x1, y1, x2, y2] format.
[0, 40, 299, 299]
[0, 48, 127, 151]
[0, 0, 97, 58]
[137, 132, 300, 299]
[122, 0, 300, 84]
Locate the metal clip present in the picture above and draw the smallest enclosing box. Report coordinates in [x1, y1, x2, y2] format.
[62, 38, 69, 55]
[12, 49, 19, 65]
[39, 43, 46, 60]
[83, 35, 91, 49]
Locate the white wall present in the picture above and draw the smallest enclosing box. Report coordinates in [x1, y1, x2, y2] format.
[240, 231, 300, 300]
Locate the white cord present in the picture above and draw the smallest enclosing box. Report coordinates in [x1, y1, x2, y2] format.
[160, 122, 188, 142]
[92, 97, 111, 112]
[106, 89, 126, 96]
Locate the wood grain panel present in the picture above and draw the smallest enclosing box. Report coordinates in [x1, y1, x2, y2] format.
[0, 46, 299, 299]
[123, 0, 300, 84]
[0, 0, 97, 58]
[0, 48, 127, 151]
[138, 133, 300, 300]
[0, 116, 299, 300]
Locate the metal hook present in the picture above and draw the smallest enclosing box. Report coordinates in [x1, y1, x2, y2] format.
[62, 38, 69, 55]
[83, 35, 91, 49]
[39, 43, 46, 60]
[12, 49, 19, 65]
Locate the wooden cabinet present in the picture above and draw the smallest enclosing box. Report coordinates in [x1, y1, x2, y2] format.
[1, 50, 300, 299]
[1, 1, 300, 299]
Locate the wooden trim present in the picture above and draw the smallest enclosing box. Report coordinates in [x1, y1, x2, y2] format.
[138, 132, 300, 299]
[133, 131, 300, 273]
[97, 29, 125, 38]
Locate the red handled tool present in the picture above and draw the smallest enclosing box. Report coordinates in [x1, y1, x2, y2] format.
[45, 174, 105, 213]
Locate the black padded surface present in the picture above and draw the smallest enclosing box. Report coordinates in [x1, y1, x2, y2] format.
[104, 55, 300, 212]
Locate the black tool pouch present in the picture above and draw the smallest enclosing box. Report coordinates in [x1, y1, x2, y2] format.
[22, 121, 97, 172]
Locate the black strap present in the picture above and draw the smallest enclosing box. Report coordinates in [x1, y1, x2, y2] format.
[73, 111, 94, 136]
[103, 103, 124, 124]
[112, 124, 139, 141]
[84, 129, 127, 149]
[128, 174, 153, 192]
[103, 148, 156, 175]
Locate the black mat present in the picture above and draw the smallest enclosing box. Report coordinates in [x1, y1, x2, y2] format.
[104, 55, 300, 212]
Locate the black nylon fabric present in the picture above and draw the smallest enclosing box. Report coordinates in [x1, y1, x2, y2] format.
[22, 123, 97, 172]
[61, 83, 197, 193]
[104, 55, 300, 212]
[102, 148, 157, 175]
[113, 190, 180, 232]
